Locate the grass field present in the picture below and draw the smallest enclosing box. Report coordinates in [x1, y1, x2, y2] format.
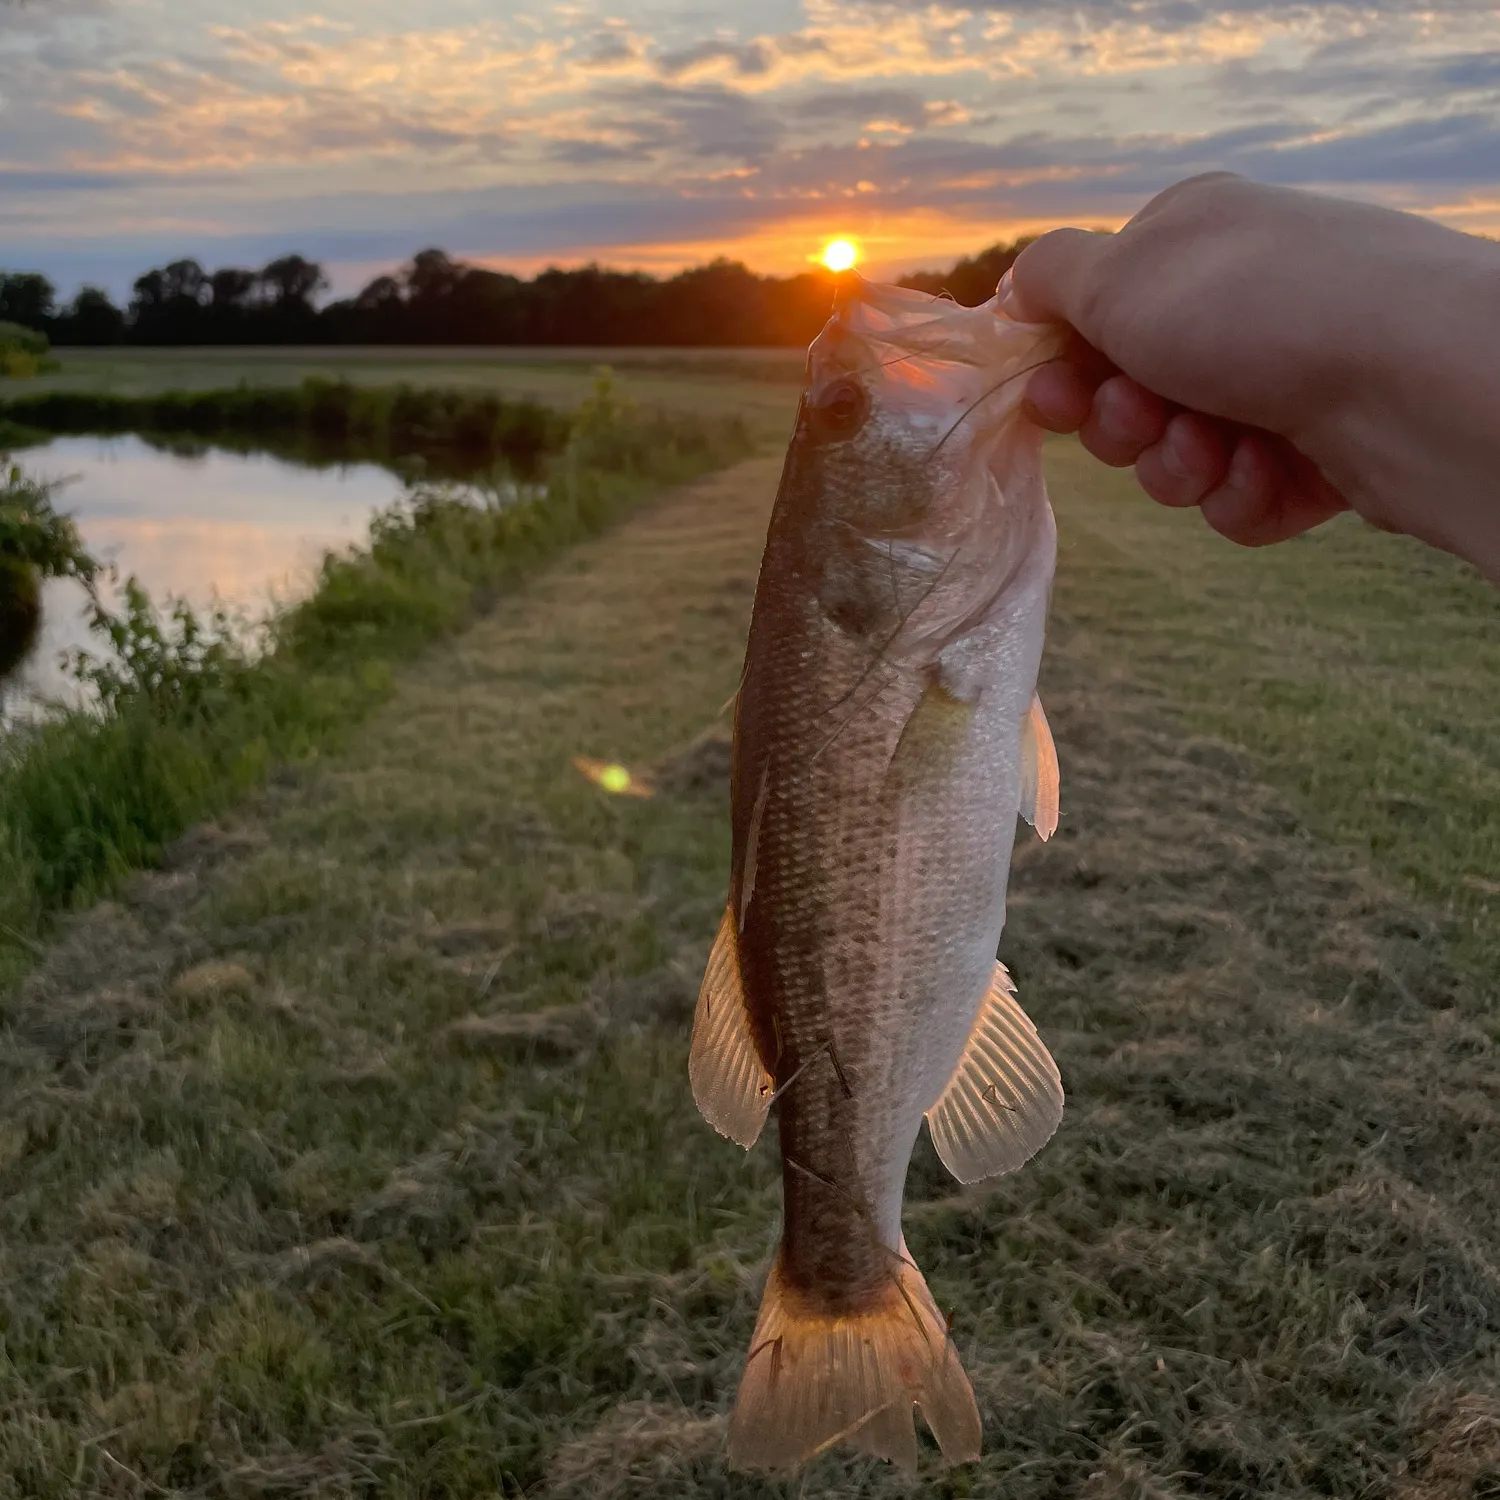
[0, 361, 1497, 1495]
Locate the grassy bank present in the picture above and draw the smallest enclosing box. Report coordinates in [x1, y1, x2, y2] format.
[0, 379, 575, 478]
[14, 347, 805, 444]
[0, 452, 1496, 1496]
[0, 382, 754, 985]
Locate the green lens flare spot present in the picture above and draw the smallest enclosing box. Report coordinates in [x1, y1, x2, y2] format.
[600, 764, 633, 794]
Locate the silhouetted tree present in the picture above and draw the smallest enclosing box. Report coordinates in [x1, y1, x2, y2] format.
[355, 275, 403, 312]
[209, 267, 258, 310]
[1, 233, 1099, 348]
[260, 255, 326, 309]
[406, 249, 464, 305]
[54, 287, 126, 345]
[161, 259, 208, 305]
[129, 260, 212, 342]
[898, 237, 1040, 306]
[0, 271, 56, 331]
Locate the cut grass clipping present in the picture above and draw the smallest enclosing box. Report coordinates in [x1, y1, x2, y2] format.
[0, 376, 753, 983]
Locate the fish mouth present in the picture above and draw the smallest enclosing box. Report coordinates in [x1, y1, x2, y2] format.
[830, 273, 1058, 366]
[808, 274, 1065, 440]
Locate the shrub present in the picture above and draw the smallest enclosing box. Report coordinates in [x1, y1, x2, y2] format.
[0, 321, 58, 380]
[0, 465, 102, 682]
[0, 378, 569, 475]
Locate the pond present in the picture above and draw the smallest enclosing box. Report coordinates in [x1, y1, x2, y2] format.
[2, 435, 451, 721]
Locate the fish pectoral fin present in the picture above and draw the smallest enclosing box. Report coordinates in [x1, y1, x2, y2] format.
[1019, 694, 1060, 841]
[727, 1243, 981, 1473]
[885, 675, 976, 795]
[689, 907, 773, 1150]
[925, 961, 1063, 1184]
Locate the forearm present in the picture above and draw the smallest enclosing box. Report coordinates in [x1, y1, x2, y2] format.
[1303, 228, 1500, 580]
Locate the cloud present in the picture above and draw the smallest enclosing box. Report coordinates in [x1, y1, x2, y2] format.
[574, 35, 637, 68]
[1432, 52, 1500, 90]
[885, 0, 1486, 21]
[0, 0, 1495, 295]
[787, 86, 933, 130]
[1226, 112, 1500, 185]
[656, 39, 774, 78]
[588, 82, 785, 162]
[0, 168, 136, 192]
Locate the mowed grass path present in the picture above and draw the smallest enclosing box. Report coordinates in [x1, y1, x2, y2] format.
[1, 438, 1498, 1496]
[1042, 439, 1500, 983]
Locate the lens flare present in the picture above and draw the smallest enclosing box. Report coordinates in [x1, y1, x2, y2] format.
[574, 756, 655, 798]
[821, 239, 858, 273]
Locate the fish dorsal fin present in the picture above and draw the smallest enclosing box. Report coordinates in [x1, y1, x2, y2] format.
[925, 961, 1063, 1184]
[690, 907, 773, 1149]
[1019, 694, 1060, 841]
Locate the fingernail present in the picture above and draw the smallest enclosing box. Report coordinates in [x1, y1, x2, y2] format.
[1160, 428, 1193, 480]
[995, 269, 1020, 320]
[1223, 441, 1257, 491]
[1095, 398, 1128, 446]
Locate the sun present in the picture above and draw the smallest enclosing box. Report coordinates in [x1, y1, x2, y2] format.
[821, 239, 858, 273]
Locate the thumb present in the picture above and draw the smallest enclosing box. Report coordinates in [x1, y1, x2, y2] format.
[1006, 228, 1113, 336]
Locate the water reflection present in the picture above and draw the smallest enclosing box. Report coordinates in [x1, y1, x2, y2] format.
[3, 435, 408, 718]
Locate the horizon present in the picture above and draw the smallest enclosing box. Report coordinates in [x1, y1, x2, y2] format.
[1, 2, 1497, 303]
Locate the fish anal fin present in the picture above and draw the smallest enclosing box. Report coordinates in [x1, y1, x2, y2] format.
[926, 961, 1063, 1184]
[727, 1248, 981, 1472]
[689, 907, 773, 1149]
[1020, 694, 1060, 841]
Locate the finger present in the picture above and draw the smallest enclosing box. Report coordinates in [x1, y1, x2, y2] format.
[1007, 228, 1114, 332]
[1200, 432, 1349, 546]
[1056, 328, 1117, 386]
[1023, 359, 1095, 433]
[1134, 410, 1233, 508]
[1078, 374, 1171, 468]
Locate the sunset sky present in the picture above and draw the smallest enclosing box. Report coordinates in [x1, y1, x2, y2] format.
[3, 0, 1498, 299]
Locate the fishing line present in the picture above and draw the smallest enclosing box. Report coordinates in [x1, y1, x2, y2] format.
[800, 340, 1057, 765]
[806, 537, 966, 769]
[928, 354, 1057, 460]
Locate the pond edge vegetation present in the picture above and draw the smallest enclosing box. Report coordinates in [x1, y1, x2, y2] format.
[0, 376, 755, 987]
[0, 377, 574, 481]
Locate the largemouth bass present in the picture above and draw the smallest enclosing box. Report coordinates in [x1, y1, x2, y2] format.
[690, 275, 1068, 1472]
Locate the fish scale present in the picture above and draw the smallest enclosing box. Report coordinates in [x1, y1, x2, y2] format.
[688, 273, 1069, 1474]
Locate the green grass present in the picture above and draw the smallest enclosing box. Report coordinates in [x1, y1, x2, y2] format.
[0, 383, 1496, 1495]
[0, 385, 754, 986]
[1040, 438, 1500, 981]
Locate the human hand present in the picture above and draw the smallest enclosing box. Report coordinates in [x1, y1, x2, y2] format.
[1007, 173, 1500, 579]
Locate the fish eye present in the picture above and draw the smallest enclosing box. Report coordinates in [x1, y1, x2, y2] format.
[809, 378, 868, 440]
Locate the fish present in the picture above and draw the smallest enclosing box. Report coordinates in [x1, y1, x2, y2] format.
[689, 273, 1069, 1473]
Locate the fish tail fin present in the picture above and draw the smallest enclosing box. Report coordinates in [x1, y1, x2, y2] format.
[727, 1245, 982, 1473]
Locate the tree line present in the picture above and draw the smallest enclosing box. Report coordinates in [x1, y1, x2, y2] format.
[0, 238, 1041, 349]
